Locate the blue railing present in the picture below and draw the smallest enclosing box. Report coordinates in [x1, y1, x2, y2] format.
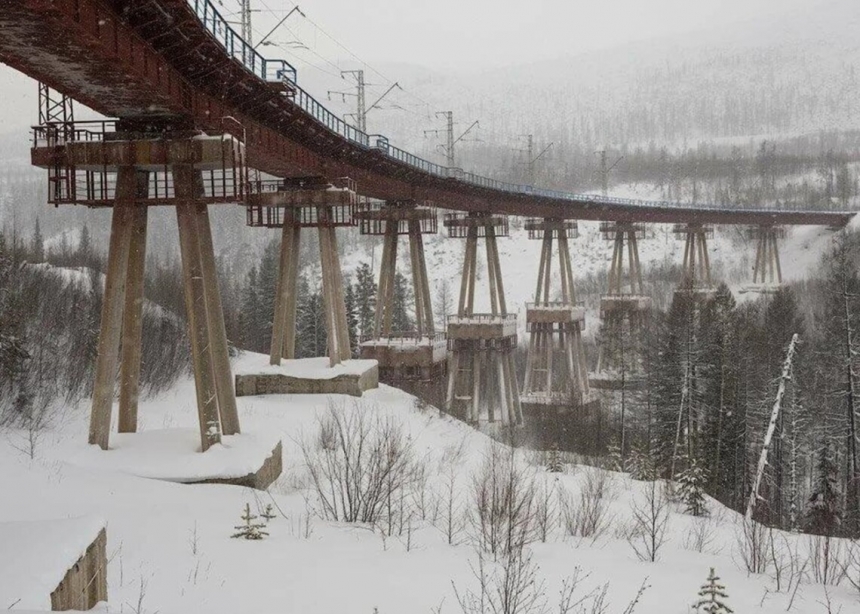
[186, 0, 851, 217]
[187, 0, 297, 86]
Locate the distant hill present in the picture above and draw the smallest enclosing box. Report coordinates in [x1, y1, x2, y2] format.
[297, 0, 860, 166]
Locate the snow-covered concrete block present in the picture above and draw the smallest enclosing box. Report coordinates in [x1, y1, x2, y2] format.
[0, 517, 107, 611]
[235, 357, 378, 398]
[68, 429, 283, 490]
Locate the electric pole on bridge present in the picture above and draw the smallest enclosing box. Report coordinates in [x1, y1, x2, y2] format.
[518, 134, 553, 186]
[425, 112, 479, 168]
[596, 149, 623, 195]
[339, 70, 366, 132]
[240, 0, 253, 45]
[329, 71, 401, 134]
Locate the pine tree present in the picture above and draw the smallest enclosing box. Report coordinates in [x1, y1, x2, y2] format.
[606, 440, 623, 472]
[391, 270, 414, 333]
[820, 234, 860, 534]
[296, 275, 326, 358]
[240, 266, 263, 351]
[699, 283, 738, 504]
[344, 277, 359, 356]
[694, 568, 733, 613]
[31, 217, 44, 263]
[435, 278, 453, 331]
[546, 443, 563, 473]
[354, 261, 376, 338]
[628, 446, 658, 481]
[678, 456, 708, 516]
[231, 503, 269, 540]
[261, 504, 276, 521]
[256, 239, 279, 350]
[76, 223, 94, 269]
[804, 444, 842, 536]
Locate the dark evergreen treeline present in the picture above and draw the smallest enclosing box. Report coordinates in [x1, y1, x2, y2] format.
[232, 240, 415, 358]
[607, 231, 860, 537]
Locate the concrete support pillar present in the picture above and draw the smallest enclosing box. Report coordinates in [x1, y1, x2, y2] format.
[196, 201, 240, 436]
[88, 167, 137, 449]
[318, 217, 351, 365]
[174, 165, 222, 451]
[752, 225, 784, 285]
[522, 220, 590, 408]
[374, 221, 399, 338]
[270, 210, 301, 364]
[117, 173, 149, 433]
[446, 213, 520, 426]
[679, 224, 713, 288]
[594, 222, 650, 384]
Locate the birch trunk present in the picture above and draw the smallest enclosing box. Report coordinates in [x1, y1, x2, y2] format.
[746, 333, 799, 522]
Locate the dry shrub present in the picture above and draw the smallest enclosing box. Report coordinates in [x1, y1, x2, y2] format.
[300, 400, 415, 525]
[682, 515, 720, 554]
[734, 517, 770, 575]
[561, 467, 615, 541]
[807, 534, 847, 586]
[470, 443, 538, 558]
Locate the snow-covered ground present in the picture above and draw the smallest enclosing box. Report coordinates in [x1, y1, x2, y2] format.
[1, 352, 859, 613]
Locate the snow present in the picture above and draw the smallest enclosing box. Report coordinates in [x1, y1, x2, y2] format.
[2, 351, 860, 613]
[67, 429, 280, 483]
[233, 353, 377, 379]
[0, 516, 105, 611]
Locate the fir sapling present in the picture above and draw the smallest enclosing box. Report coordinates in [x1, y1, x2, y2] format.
[694, 567, 733, 613]
[677, 457, 708, 517]
[261, 504, 277, 522]
[232, 503, 269, 540]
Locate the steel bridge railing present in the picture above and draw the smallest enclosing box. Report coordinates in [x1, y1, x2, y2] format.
[187, 0, 297, 86]
[187, 0, 851, 218]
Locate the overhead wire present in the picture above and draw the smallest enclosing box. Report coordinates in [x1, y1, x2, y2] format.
[248, 0, 435, 116]
[226, 0, 515, 164]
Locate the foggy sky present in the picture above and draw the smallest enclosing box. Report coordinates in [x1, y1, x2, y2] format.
[283, 0, 830, 68]
[0, 0, 838, 134]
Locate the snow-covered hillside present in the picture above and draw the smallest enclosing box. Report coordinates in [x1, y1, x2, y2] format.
[1, 352, 858, 613]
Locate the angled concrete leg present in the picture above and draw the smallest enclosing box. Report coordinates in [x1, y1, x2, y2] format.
[118, 195, 148, 434]
[88, 168, 137, 449]
[270, 212, 298, 365]
[446, 351, 460, 413]
[195, 202, 240, 436]
[174, 166, 221, 451]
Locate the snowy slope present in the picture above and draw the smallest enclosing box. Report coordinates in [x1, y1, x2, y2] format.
[1, 352, 859, 613]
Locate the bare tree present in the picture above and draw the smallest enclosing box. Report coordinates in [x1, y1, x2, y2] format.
[683, 515, 720, 554]
[626, 480, 670, 562]
[435, 438, 469, 545]
[533, 477, 558, 543]
[747, 334, 799, 521]
[469, 443, 538, 558]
